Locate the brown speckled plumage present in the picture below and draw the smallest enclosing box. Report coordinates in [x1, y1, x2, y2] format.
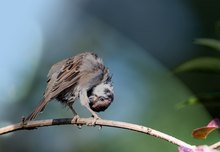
[25, 52, 114, 121]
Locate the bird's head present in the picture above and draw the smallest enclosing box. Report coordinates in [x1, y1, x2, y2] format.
[88, 83, 114, 112]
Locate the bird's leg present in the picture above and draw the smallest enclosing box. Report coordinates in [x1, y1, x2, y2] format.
[84, 104, 100, 119]
[79, 90, 101, 125]
[67, 103, 79, 122]
[84, 104, 100, 126]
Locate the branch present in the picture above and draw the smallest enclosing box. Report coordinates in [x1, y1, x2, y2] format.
[211, 141, 220, 149]
[0, 117, 194, 149]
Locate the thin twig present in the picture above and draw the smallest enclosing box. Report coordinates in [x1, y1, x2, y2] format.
[1, 118, 218, 150]
[211, 141, 220, 149]
[0, 117, 194, 149]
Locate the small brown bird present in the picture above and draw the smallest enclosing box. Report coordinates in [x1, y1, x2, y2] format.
[25, 52, 114, 123]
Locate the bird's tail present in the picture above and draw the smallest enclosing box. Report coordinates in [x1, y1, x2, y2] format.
[25, 97, 48, 121]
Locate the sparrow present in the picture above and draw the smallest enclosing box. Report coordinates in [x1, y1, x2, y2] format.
[25, 52, 114, 123]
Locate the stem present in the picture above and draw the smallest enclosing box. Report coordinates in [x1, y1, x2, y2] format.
[0, 117, 194, 149]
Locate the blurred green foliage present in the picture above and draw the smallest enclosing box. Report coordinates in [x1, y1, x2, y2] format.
[174, 57, 220, 74]
[1, 1, 220, 152]
[175, 33, 220, 118]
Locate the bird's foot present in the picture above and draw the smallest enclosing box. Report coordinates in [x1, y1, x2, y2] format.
[20, 116, 27, 126]
[86, 114, 101, 126]
[72, 115, 80, 123]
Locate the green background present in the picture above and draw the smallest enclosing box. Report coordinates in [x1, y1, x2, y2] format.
[0, 0, 219, 151]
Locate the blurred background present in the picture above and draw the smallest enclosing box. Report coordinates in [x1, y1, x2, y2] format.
[0, 0, 220, 151]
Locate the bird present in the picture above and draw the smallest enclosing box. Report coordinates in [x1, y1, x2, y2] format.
[24, 52, 114, 123]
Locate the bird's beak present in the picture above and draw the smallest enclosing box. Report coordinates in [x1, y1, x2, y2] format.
[88, 95, 98, 105]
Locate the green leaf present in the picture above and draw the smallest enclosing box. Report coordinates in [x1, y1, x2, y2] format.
[176, 96, 199, 109]
[174, 57, 220, 74]
[194, 38, 220, 52]
[176, 93, 220, 109]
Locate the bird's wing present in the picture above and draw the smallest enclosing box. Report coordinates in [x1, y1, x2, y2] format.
[44, 55, 82, 99]
[44, 52, 106, 100]
[47, 59, 67, 81]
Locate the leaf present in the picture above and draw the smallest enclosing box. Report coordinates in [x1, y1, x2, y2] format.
[194, 38, 220, 52]
[174, 57, 220, 74]
[176, 93, 220, 109]
[176, 96, 199, 109]
[192, 128, 216, 140]
[192, 118, 220, 139]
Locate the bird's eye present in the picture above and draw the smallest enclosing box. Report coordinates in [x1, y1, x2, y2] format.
[99, 96, 105, 101]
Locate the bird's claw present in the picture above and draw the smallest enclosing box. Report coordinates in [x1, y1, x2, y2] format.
[86, 115, 101, 126]
[72, 115, 80, 123]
